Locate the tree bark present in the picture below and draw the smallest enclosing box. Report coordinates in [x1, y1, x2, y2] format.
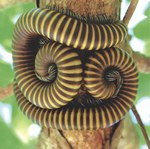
[39, 0, 121, 20]
[36, 115, 139, 149]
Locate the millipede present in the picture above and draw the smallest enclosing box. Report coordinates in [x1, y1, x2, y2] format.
[12, 5, 139, 130]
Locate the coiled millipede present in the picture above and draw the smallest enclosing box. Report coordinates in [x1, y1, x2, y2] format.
[12, 7, 138, 130]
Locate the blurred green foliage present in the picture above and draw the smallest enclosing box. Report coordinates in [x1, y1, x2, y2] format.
[0, 2, 37, 149]
[134, 4, 150, 58]
[134, 5, 150, 41]
[0, 3, 35, 52]
[0, 61, 14, 87]
[0, 1, 150, 149]
[0, 117, 36, 149]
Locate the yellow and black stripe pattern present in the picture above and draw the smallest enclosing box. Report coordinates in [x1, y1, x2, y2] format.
[12, 7, 138, 130]
[13, 41, 82, 109]
[85, 48, 138, 101]
[13, 47, 138, 130]
[13, 8, 127, 51]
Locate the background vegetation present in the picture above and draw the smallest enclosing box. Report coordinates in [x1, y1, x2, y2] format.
[0, 0, 150, 149]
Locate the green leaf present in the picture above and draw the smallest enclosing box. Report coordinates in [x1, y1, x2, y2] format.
[0, 12, 14, 52]
[144, 39, 150, 56]
[144, 4, 150, 17]
[0, 118, 27, 149]
[1, 96, 37, 149]
[0, 2, 35, 19]
[135, 124, 150, 146]
[124, 0, 130, 3]
[0, 61, 14, 87]
[133, 18, 150, 41]
[0, 117, 36, 149]
[136, 73, 150, 100]
[11, 96, 33, 128]
[3, 95, 33, 129]
[133, 5, 150, 41]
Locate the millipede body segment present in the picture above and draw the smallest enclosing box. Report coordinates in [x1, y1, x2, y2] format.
[12, 7, 138, 130]
[13, 8, 127, 50]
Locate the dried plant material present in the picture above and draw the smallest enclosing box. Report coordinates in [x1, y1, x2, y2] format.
[132, 106, 150, 148]
[133, 51, 150, 74]
[123, 0, 139, 25]
[61, 129, 104, 149]
[0, 84, 13, 100]
[36, 127, 71, 149]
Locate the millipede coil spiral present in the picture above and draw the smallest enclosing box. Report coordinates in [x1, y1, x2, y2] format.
[12, 7, 138, 130]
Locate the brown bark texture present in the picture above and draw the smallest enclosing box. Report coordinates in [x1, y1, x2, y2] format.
[36, 115, 139, 149]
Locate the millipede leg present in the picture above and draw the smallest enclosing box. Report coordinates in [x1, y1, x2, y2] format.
[132, 105, 150, 148]
[123, 0, 139, 25]
[105, 70, 123, 98]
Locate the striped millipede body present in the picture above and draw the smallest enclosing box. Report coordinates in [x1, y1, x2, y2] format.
[12, 7, 138, 130]
[13, 8, 127, 50]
